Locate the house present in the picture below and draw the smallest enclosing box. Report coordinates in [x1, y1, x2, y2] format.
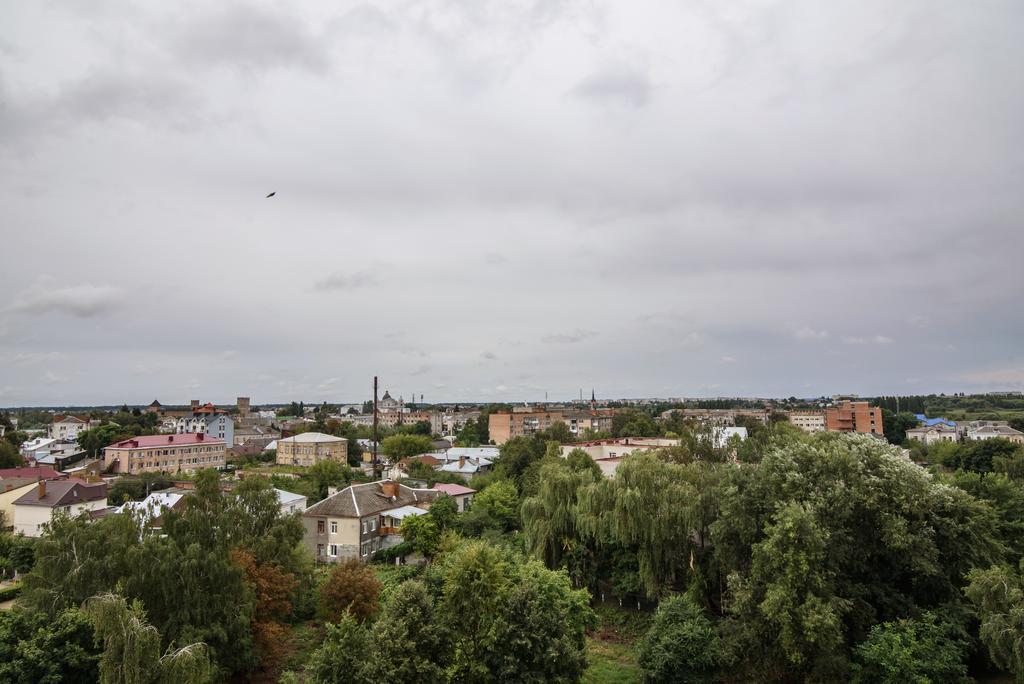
[913, 414, 957, 429]
[275, 488, 307, 515]
[19, 437, 60, 460]
[1, 479, 38, 530]
[275, 433, 348, 467]
[906, 424, 959, 445]
[102, 433, 226, 475]
[825, 401, 884, 436]
[12, 479, 108, 537]
[433, 483, 476, 512]
[119, 491, 187, 528]
[48, 415, 93, 441]
[302, 480, 438, 563]
[438, 456, 492, 480]
[173, 405, 234, 445]
[966, 422, 1024, 444]
[711, 426, 748, 449]
[387, 454, 442, 480]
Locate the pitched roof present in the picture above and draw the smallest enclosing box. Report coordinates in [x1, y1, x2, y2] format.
[434, 483, 476, 496]
[52, 415, 88, 424]
[277, 432, 347, 444]
[13, 479, 107, 508]
[106, 433, 225, 449]
[0, 466, 63, 481]
[275, 489, 306, 506]
[304, 480, 436, 519]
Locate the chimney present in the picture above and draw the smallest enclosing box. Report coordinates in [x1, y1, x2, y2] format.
[197, 433, 205, 441]
[168, 435, 174, 443]
[37, 479, 46, 498]
[381, 481, 399, 498]
[327, 486, 338, 497]
[191, 399, 199, 408]
[459, 456, 466, 469]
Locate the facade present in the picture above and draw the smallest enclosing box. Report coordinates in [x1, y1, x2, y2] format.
[564, 409, 616, 436]
[175, 412, 234, 445]
[966, 422, 1024, 444]
[788, 410, 826, 433]
[103, 433, 226, 475]
[12, 479, 108, 537]
[1, 479, 38, 530]
[488, 410, 566, 445]
[275, 488, 308, 515]
[48, 415, 92, 441]
[302, 480, 438, 562]
[825, 401, 884, 436]
[906, 424, 959, 445]
[275, 433, 349, 467]
[433, 483, 476, 512]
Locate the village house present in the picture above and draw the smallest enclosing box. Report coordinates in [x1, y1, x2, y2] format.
[12, 479, 108, 537]
[275, 432, 349, 467]
[433, 483, 476, 512]
[302, 480, 438, 562]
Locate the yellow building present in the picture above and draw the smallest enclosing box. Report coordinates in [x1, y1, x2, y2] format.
[275, 432, 349, 467]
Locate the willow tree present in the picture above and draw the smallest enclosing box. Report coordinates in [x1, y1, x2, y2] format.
[84, 593, 213, 684]
[575, 453, 702, 597]
[522, 460, 595, 571]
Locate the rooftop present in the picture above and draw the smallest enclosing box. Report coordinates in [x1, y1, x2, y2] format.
[107, 433, 225, 449]
[14, 479, 107, 508]
[277, 432, 348, 444]
[0, 466, 64, 481]
[304, 480, 436, 519]
[433, 483, 476, 496]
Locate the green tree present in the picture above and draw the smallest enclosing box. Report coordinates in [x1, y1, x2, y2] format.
[84, 593, 212, 684]
[381, 434, 434, 459]
[366, 580, 446, 682]
[456, 419, 480, 447]
[305, 612, 371, 684]
[466, 478, 519, 532]
[638, 594, 718, 683]
[400, 514, 441, 558]
[966, 561, 1024, 680]
[487, 559, 593, 682]
[0, 607, 99, 684]
[428, 494, 459, 531]
[882, 411, 920, 445]
[522, 460, 596, 571]
[565, 448, 602, 479]
[851, 611, 970, 684]
[305, 460, 353, 501]
[959, 438, 1022, 473]
[0, 440, 22, 468]
[495, 436, 545, 489]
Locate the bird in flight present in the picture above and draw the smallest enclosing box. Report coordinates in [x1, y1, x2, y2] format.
[266, 192, 276, 198]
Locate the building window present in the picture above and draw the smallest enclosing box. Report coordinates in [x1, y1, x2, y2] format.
[330, 521, 337, 534]
[362, 520, 368, 534]
[329, 544, 338, 557]
[317, 520, 325, 534]
[370, 519, 377, 532]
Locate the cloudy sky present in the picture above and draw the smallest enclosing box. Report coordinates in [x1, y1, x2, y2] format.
[2, 0, 1023, 406]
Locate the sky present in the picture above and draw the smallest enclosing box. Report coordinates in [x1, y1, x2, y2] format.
[2, 0, 1023, 406]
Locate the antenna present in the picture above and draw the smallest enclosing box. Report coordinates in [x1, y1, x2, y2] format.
[372, 376, 379, 480]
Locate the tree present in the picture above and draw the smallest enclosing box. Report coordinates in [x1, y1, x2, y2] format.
[0, 440, 22, 468]
[538, 421, 574, 444]
[495, 436, 545, 488]
[0, 607, 99, 684]
[565, 448, 602, 479]
[428, 494, 459, 531]
[84, 593, 213, 684]
[230, 548, 298, 670]
[851, 611, 970, 684]
[522, 460, 595, 571]
[882, 412, 920, 445]
[366, 580, 446, 683]
[466, 478, 519, 532]
[77, 424, 133, 458]
[440, 541, 510, 681]
[959, 438, 1021, 473]
[318, 559, 382, 623]
[966, 561, 1024, 680]
[486, 559, 593, 682]
[306, 460, 353, 501]
[638, 594, 719, 683]
[400, 514, 441, 558]
[381, 434, 434, 460]
[612, 409, 661, 438]
[456, 419, 480, 447]
[0, 532, 35, 579]
[305, 612, 371, 684]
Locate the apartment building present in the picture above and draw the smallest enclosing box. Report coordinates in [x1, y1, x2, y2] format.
[966, 421, 1024, 444]
[488, 409, 566, 445]
[103, 433, 226, 475]
[275, 432, 349, 467]
[788, 410, 826, 433]
[48, 415, 94, 441]
[825, 401, 884, 436]
[302, 480, 438, 562]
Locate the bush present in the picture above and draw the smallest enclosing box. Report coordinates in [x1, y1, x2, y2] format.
[0, 583, 22, 602]
[638, 594, 718, 683]
[317, 559, 383, 623]
[851, 611, 970, 684]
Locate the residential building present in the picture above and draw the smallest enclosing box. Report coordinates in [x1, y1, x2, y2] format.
[433, 483, 476, 512]
[103, 433, 226, 475]
[488, 410, 566, 445]
[20, 437, 60, 460]
[966, 422, 1024, 444]
[564, 409, 616, 436]
[906, 424, 959, 445]
[438, 456, 492, 481]
[825, 401, 884, 436]
[119, 491, 187, 528]
[302, 480, 438, 562]
[1, 479, 39, 530]
[560, 438, 681, 477]
[48, 415, 93, 441]
[275, 488, 307, 515]
[275, 433, 349, 467]
[12, 479, 108, 537]
[788, 410, 826, 433]
[711, 426, 748, 449]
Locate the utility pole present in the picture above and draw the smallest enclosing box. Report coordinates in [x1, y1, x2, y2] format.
[372, 376, 379, 480]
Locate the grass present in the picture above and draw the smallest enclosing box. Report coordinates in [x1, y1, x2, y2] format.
[584, 637, 642, 683]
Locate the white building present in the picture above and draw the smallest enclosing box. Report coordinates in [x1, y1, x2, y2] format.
[275, 488, 308, 515]
[48, 415, 92, 441]
[966, 422, 1024, 444]
[12, 479, 108, 537]
[906, 424, 959, 445]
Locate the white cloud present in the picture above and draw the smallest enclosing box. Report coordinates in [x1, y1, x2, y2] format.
[541, 329, 598, 344]
[843, 335, 895, 345]
[10, 279, 123, 318]
[794, 327, 829, 341]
